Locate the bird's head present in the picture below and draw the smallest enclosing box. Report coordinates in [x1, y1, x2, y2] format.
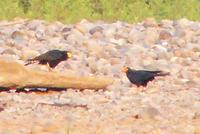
[121, 66, 129, 73]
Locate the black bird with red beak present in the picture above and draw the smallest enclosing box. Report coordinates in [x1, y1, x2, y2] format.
[25, 50, 72, 71]
[122, 67, 170, 87]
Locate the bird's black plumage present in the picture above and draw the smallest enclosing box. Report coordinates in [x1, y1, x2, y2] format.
[123, 67, 169, 87]
[25, 50, 72, 68]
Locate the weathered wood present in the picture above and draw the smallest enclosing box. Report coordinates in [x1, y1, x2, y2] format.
[0, 60, 113, 89]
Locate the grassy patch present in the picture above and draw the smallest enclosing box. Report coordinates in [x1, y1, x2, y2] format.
[0, 0, 199, 23]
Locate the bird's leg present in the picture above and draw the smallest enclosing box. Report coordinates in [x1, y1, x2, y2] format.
[47, 63, 53, 72]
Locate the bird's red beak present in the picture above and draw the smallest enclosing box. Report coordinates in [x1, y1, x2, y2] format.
[121, 67, 128, 73]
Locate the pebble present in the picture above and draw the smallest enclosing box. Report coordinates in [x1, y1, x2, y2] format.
[0, 18, 199, 133]
[1, 48, 17, 55]
[159, 19, 173, 28]
[173, 18, 191, 29]
[26, 20, 45, 30]
[21, 49, 40, 60]
[159, 30, 172, 40]
[143, 18, 158, 27]
[89, 26, 104, 35]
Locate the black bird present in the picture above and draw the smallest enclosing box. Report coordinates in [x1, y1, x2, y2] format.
[25, 50, 72, 71]
[122, 67, 169, 87]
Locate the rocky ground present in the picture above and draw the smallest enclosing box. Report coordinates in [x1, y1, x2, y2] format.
[0, 18, 200, 134]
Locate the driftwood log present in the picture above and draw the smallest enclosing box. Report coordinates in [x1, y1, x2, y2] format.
[0, 60, 113, 89]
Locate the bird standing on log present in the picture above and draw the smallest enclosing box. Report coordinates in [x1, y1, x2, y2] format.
[25, 50, 72, 71]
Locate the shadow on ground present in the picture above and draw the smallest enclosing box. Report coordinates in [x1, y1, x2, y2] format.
[0, 87, 67, 93]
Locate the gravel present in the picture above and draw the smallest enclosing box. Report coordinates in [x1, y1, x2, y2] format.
[0, 18, 200, 133]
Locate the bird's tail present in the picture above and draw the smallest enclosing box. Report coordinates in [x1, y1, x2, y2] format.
[153, 71, 170, 77]
[24, 59, 37, 66]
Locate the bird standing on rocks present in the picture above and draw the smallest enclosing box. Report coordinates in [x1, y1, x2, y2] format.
[122, 67, 169, 90]
[25, 50, 72, 71]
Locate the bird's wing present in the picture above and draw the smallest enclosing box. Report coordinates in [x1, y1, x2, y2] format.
[133, 71, 155, 81]
[140, 70, 162, 74]
[34, 51, 63, 61]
